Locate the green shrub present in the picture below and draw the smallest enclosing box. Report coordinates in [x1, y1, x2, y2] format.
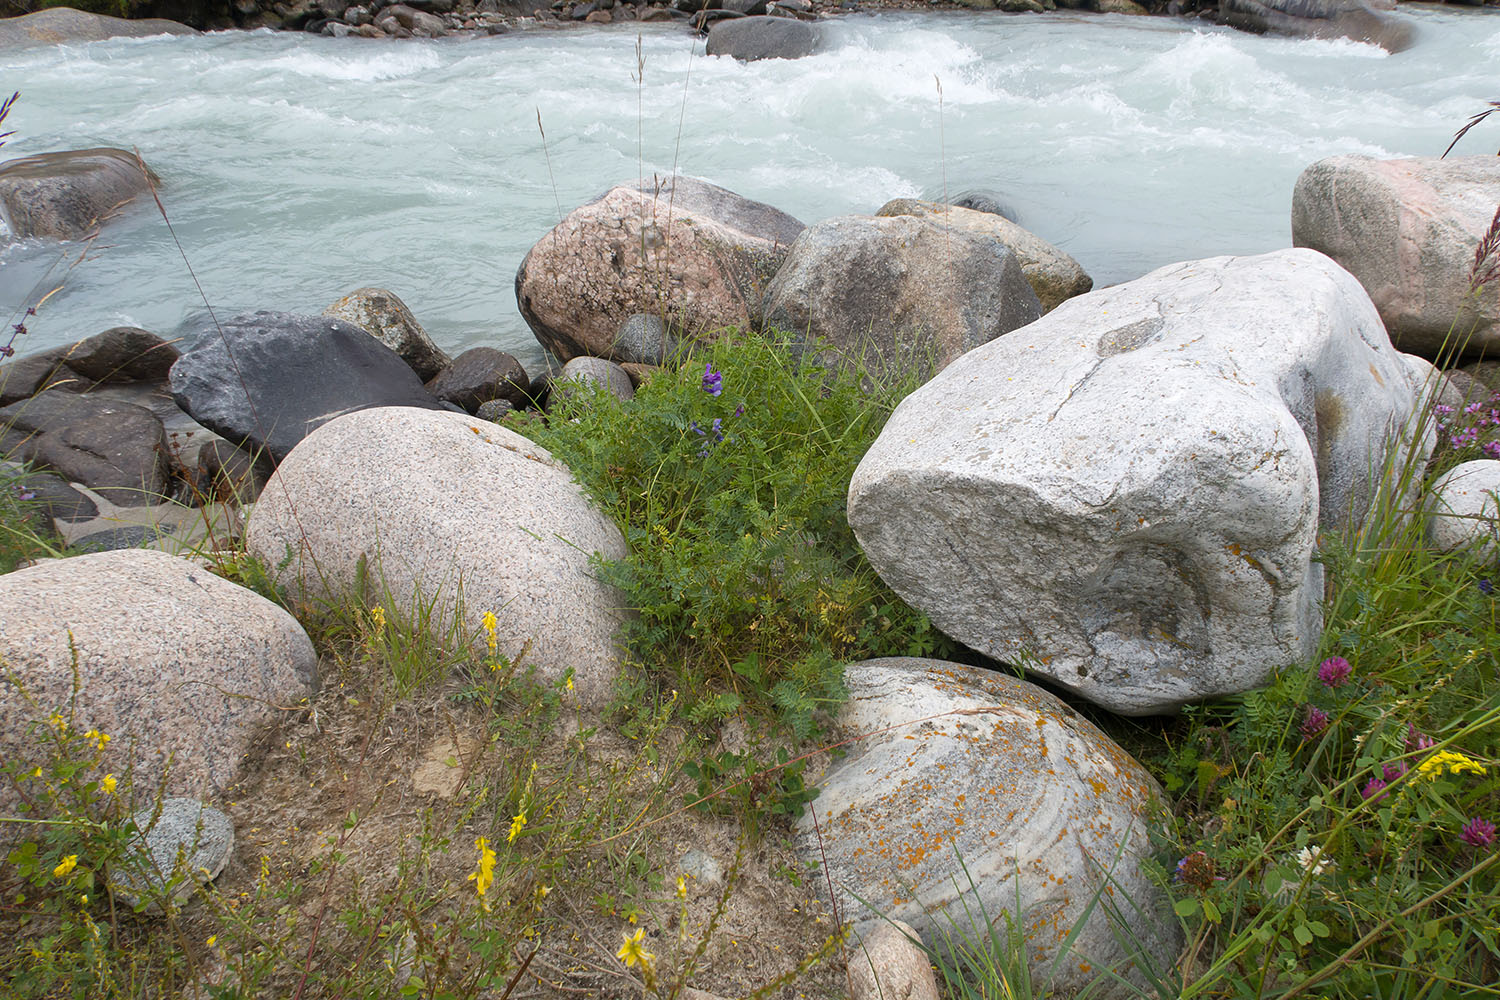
[512, 330, 949, 738]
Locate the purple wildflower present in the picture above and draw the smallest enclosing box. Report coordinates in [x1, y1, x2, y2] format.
[1460, 817, 1497, 850]
[733, 404, 745, 418]
[1318, 656, 1352, 688]
[690, 421, 705, 436]
[1361, 777, 1388, 801]
[1406, 723, 1437, 752]
[701, 362, 722, 397]
[1433, 404, 1455, 417]
[1484, 441, 1500, 460]
[711, 417, 724, 442]
[1480, 578, 1494, 595]
[1301, 705, 1331, 740]
[0, 344, 12, 358]
[1382, 761, 1409, 783]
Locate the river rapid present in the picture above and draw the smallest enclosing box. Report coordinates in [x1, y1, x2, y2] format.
[1, 7, 1497, 370]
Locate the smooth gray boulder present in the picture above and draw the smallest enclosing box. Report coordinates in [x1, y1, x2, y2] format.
[114, 798, 234, 910]
[1425, 460, 1500, 559]
[849, 249, 1428, 716]
[1292, 155, 1500, 361]
[877, 198, 1092, 312]
[517, 176, 804, 363]
[0, 148, 159, 241]
[1218, 0, 1415, 52]
[424, 347, 529, 413]
[168, 311, 445, 464]
[0, 550, 317, 819]
[0, 389, 171, 506]
[246, 406, 627, 708]
[557, 356, 635, 403]
[0, 7, 198, 48]
[797, 659, 1179, 999]
[704, 15, 825, 61]
[761, 215, 1042, 379]
[322, 287, 452, 382]
[947, 189, 1018, 222]
[613, 313, 677, 367]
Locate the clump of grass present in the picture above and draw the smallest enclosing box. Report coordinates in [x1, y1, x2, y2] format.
[511, 329, 949, 739]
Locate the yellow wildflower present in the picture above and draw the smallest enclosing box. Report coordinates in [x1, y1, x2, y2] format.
[100, 774, 117, 795]
[468, 837, 496, 911]
[565, 675, 574, 692]
[207, 935, 217, 947]
[83, 729, 110, 750]
[507, 811, 527, 843]
[1417, 751, 1487, 780]
[53, 855, 78, 879]
[482, 611, 498, 655]
[617, 927, 654, 969]
[676, 874, 687, 899]
[369, 605, 387, 631]
[48, 713, 67, 732]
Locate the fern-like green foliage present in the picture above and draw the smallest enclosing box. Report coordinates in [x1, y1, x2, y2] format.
[513, 329, 949, 737]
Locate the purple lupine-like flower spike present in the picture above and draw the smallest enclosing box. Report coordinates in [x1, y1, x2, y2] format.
[702, 362, 723, 397]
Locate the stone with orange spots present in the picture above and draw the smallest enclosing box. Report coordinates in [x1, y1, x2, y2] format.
[849, 249, 1430, 715]
[796, 658, 1179, 999]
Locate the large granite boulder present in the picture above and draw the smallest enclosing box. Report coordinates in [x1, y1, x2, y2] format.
[516, 176, 805, 363]
[877, 198, 1092, 312]
[1218, 0, 1415, 52]
[0, 148, 159, 241]
[849, 250, 1427, 716]
[761, 215, 1042, 378]
[797, 658, 1179, 999]
[1425, 460, 1500, 559]
[246, 407, 627, 707]
[704, 15, 826, 61]
[0, 7, 198, 48]
[168, 311, 445, 464]
[0, 549, 316, 820]
[0, 389, 171, 506]
[1292, 155, 1500, 361]
[323, 287, 452, 382]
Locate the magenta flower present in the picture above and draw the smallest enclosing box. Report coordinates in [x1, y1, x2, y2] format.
[1405, 723, 1436, 752]
[1301, 705, 1331, 740]
[1361, 777, 1388, 801]
[1382, 761, 1409, 783]
[1318, 656, 1352, 688]
[1460, 817, 1496, 850]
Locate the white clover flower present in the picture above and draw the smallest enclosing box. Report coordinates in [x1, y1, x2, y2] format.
[1295, 845, 1335, 877]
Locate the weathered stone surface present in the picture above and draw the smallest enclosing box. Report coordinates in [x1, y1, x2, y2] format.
[63, 327, 179, 383]
[613, 313, 677, 366]
[187, 438, 273, 504]
[1, 463, 97, 523]
[322, 287, 452, 382]
[476, 398, 515, 422]
[1292, 155, 1500, 360]
[848, 919, 941, 1000]
[373, 2, 446, 34]
[0, 348, 91, 406]
[1219, 0, 1415, 51]
[425, 347, 529, 414]
[557, 356, 635, 403]
[1426, 460, 1500, 559]
[246, 407, 627, 707]
[0, 550, 316, 818]
[114, 798, 234, 910]
[168, 311, 445, 464]
[516, 177, 804, 363]
[877, 198, 1092, 313]
[797, 659, 1178, 998]
[947, 189, 1017, 222]
[704, 15, 825, 60]
[0, 148, 159, 241]
[761, 215, 1042, 379]
[0, 390, 171, 506]
[0, 7, 198, 48]
[849, 250, 1427, 715]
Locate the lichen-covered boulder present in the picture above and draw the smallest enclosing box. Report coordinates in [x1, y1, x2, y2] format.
[246, 406, 626, 707]
[1292, 155, 1500, 360]
[0, 550, 317, 819]
[323, 287, 452, 382]
[516, 176, 804, 363]
[796, 658, 1179, 999]
[876, 198, 1092, 312]
[0, 148, 159, 241]
[849, 249, 1428, 715]
[1425, 460, 1500, 559]
[761, 215, 1042, 379]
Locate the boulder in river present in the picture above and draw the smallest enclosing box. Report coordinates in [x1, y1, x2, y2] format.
[0, 7, 198, 48]
[1292, 154, 1500, 361]
[516, 176, 804, 363]
[704, 15, 826, 61]
[848, 249, 1428, 716]
[1217, 0, 1415, 53]
[0, 148, 159, 241]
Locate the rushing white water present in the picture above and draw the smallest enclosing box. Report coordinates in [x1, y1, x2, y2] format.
[1, 7, 1497, 370]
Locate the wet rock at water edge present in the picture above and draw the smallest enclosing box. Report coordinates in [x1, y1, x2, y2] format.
[1217, 0, 1416, 52]
[704, 15, 826, 60]
[0, 390, 171, 507]
[0, 148, 160, 241]
[0, 8, 197, 48]
[425, 347, 530, 413]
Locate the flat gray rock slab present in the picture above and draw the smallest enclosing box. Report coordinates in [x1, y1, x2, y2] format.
[0, 148, 158, 240]
[246, 406, 627, 707]
[113, 798, 233, 909]
[796, 658, 1179, 999]
[849, 249, 1428, 715]
[1293, 154, 1500, 360]
[0, 549, 317, 817]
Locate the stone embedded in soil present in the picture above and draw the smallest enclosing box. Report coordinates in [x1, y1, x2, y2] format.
[1425, 459, 1500, 559]
[847, 919, 941, 1000]
[795, 657, 1180, 1000]
[0, 549, 318, 821]
[113, 798, 235, 909]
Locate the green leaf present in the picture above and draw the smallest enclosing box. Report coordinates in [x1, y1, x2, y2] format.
[1294, 924, 1314, 946]
[1174, 898, 1200, 918]
[1202, 898, 1222, 924]
[1309, 920, 1330, 938]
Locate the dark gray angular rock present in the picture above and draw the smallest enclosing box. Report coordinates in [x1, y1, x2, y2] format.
[168, 311, 445, 464]
[2, 465, 98, 524]
[0, 390, 170, 506]
[476, 398, 515, 422]
[424, 347, 529, 414]
[0, 148, 159, 241]
[64, 327, 179, 384]
[721, 0, 767, 12]
[188, 439, 274, 504]
[704, 15, 825, 61]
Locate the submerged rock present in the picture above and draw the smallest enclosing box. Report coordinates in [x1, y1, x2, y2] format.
[0, 148, 159, 241]
[797, 658, 1179, 999]
[849, 249, 1428, 715]
[704, 15, 825, 61]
